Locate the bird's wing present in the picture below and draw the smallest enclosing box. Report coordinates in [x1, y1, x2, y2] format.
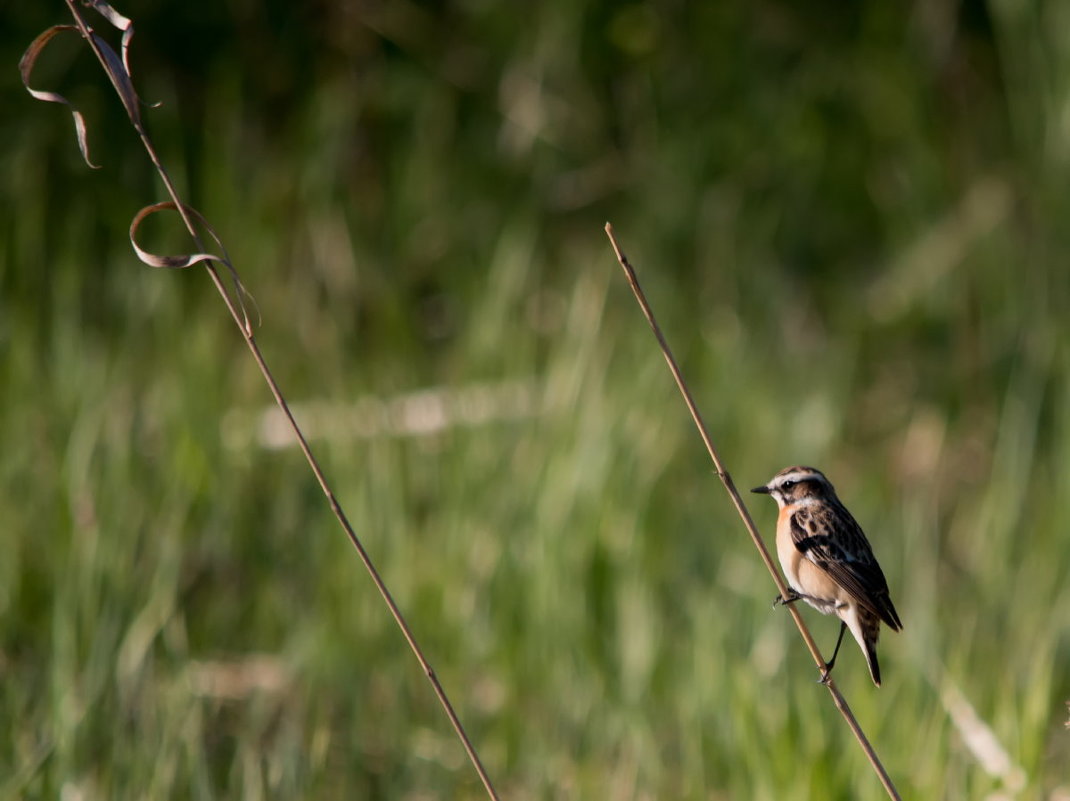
[790, 505, 902, 631]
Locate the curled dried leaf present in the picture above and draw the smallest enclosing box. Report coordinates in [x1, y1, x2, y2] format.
[92, 31, 142, 127]
[19, 25, 100, 168]
[130, 202, 259, 334]
[80, 0, 152, 128]
[85, 0, 134, 37]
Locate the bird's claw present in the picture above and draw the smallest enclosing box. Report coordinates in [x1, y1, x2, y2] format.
[772, 590, 801, 609]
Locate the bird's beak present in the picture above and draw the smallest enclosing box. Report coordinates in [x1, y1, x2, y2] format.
[750, 484, 771, 494]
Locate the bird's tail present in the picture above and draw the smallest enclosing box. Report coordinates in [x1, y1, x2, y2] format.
[858, 607, 883, 687]
[863, 638, 881, 687]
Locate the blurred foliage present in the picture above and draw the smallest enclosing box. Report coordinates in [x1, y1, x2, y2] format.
[1, 0, 1069, 798]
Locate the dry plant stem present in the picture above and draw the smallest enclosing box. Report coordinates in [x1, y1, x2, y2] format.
[604, 223, 902, 801]
[56, 2, 500, 798]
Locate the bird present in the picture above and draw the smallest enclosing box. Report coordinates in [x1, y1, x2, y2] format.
[751, 465, 902, 686]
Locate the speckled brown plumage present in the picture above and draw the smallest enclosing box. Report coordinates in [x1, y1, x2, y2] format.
[752, 466, 902, 686]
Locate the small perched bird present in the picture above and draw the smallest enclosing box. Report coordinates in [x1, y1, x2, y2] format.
[751, 466, 902, 686]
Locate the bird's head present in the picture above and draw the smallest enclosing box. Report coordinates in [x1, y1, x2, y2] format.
[750, 465, 836, 508]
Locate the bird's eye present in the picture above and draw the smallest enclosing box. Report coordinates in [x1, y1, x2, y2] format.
[782, 480, 795, 489]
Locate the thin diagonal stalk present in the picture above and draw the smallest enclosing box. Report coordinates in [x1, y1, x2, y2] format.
[604, 222, 901, 801]
[57, 2, 500, 797]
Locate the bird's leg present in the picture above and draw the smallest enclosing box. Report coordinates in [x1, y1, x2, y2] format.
[819, 622, 848, 685]
[772, 588, 802, 609]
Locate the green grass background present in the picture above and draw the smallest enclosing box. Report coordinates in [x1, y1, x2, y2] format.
[2, 1, 1069, 798]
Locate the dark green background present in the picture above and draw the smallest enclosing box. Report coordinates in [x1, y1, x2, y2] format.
[2, 1, 1068, 798]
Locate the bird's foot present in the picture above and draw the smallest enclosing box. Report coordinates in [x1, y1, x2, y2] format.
[817, 659, 837, 685]
[772, 589, 802, 609]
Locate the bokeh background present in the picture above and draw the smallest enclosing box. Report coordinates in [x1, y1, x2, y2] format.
[2, 1, 1069, 798]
